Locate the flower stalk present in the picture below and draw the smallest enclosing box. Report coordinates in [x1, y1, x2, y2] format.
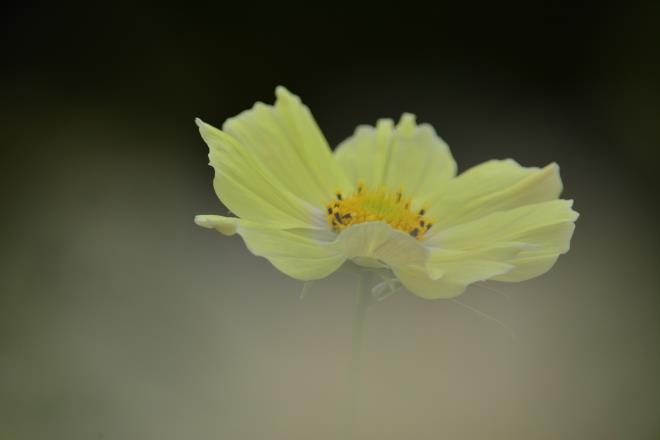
[346, 269, 375, 437]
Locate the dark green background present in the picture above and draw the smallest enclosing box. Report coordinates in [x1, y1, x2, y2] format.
[2, 4, 659, 439]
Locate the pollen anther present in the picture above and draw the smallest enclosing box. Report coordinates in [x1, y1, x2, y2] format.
[325, 180, 434, 240]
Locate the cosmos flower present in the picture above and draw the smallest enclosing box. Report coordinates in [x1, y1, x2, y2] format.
[195, 87, 578, 299]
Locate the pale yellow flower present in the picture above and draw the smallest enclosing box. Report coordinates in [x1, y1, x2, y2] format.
[195, 87, 578, 299]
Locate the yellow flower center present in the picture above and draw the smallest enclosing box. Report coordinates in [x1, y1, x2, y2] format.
[325, 181, 433, 239]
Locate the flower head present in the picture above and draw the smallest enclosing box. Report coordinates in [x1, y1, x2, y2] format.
[195, 87, 578, 299]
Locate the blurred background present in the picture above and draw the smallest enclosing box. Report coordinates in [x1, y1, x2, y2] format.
[2, 3, 659, 439]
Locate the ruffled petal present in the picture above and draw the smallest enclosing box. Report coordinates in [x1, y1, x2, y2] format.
[424, 243, 529, 280]
[195, 214, 239, 235]
[427, 199, 579, 283]
[393, 262, 513, 299]
[427, 160, 563, 229]
[222, 86, 349, 205]
[491, 221, 577, 282]
[197, 118, 323, 229]
[389, 240, 522, 299]
[335, 221, 429, 269]
[195, 215, 346, 281]
[334, 114, 456, 203]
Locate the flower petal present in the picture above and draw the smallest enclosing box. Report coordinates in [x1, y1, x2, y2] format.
[197, 118, 321, 229]
[222, 86, 349, 205]
[198, 215, 346, 281]
[427, 160, 563, 229]
[491, 221, 577, 282]
[390, 241, 522, 299]
[334, 114, 456, 203]
[195, 214, 239, 235]
[335, 221, 429, 269]
[393, 260, 513, 299]
[427, 199, 579, 283]
[424, 243, 530, 280]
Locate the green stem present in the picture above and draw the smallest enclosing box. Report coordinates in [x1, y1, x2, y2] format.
[346, 270, 374, 437]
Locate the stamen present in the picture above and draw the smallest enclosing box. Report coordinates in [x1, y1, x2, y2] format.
[325, 182, 434, 240]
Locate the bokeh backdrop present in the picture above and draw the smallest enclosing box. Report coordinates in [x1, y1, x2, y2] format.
[2, 4, 660, 439]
